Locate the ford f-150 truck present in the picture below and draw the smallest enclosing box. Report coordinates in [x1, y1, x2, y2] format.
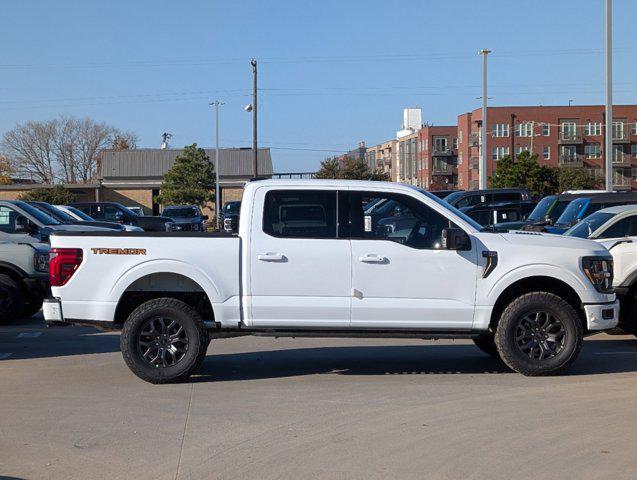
[43, 180, 619, 383]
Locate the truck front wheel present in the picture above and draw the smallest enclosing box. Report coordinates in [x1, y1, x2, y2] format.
[494, 292, 583, 376]
[121, 298, 209, 384]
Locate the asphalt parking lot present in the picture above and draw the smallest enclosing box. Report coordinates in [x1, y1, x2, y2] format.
[1, 317, 636, 480]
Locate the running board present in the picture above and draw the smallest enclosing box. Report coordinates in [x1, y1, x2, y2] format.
[208, 328, 479, 340]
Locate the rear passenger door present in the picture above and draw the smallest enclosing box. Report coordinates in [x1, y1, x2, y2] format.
[248, 188, 352, 328]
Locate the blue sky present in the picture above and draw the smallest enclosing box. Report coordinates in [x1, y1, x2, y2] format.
[1, 0, 636, 172]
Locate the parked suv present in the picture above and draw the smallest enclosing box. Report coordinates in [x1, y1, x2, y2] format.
[222, 201, 241, 232]
[444, 188, 531, 209]
[161, 205, 208, 231]
[0, 238, 50, 324]
[0, 200, 112, 243]
[545, 192, 637, 234]
[28, 201, 130, 231]
[71, 202, 176, 232]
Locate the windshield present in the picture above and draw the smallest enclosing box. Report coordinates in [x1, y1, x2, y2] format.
[13, 201, 61, 226]
[564, 212, 614, 238]
[555, 198, 590, 227]
[30, 202, 77, 223]
[163, 207, 198, 218]
[527, 196, 556, 221]
[64, 206, 94, 221]
[408, 186, 484, 231]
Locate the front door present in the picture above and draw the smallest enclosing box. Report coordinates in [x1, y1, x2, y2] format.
[348, 190, 479, 329]
[249, 188, 351, 328]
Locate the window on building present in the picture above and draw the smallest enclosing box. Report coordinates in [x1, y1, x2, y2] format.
[262, 190, 337, 239]
[632, 167, 637, 181]
[585, 122, 602, 136]
[632, 122, 637, 135]
[585, 144, 601, 159]
[632, 144, 637, 158]
[542, 123, 550, 136]
[543, 146, 550, 160]
[613, 120, 626, 140]
[560, 121, 578, 137]
[516, 123, 534, 137]
[452, 137, 458, 149]
[491, 146, 509, 160]
[491, 124, 509, 137]
[515, 146, 530, 155]
[588, 168, 602, 179]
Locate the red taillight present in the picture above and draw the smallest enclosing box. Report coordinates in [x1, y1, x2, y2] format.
[49, 248, 83, 287]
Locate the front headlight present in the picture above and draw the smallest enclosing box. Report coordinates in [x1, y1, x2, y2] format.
[34, 252, 50, 273]
[582, 256, 613, 293]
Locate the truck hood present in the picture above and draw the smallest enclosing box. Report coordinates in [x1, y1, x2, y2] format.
[475, 230, 610, 257]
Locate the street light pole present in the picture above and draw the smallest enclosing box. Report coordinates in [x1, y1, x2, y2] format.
[605, 0, 613, 191]
[209, 100, 224, 231]
[479, 49, 492, 190]
[251, 58, 258, 178]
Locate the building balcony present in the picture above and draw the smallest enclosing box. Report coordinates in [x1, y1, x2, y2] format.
[432, 161, 454, 175]
[613, 171, 632, 189]
[559, 154, 584, 167]
[558, 130, 583, 144]
[612, 128, 630, 143]
[612, 151, 631, 166]
[432, 147, 453, 157]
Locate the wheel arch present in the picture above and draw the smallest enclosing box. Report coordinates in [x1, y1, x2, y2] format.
[489, 276, 586, 331]
[113, 272, 215, 326]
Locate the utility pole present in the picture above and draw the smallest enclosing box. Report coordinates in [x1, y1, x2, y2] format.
[209, 100, 224, 231]
[479, 49, 491, 190]
[251, 58, 258, 178]
[605, 0, 613, 191]
[510, 114, 516, 161]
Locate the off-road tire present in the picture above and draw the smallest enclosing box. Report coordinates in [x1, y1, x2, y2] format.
[0, 274, 24, 325]
[472, 334, 500, 358]
[494, 291, 583, 376]
[121, 298, 209, 384]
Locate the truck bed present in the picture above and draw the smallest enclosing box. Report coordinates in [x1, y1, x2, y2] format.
[49, 231, 241, 326]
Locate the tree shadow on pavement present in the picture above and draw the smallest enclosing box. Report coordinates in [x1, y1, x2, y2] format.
[191, 338, 637, 383]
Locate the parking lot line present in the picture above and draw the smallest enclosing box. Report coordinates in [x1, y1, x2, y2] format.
[16, 332, 42, 338]
[594, 351, 637, 355]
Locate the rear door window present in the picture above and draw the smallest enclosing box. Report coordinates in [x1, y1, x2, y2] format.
[263, 190, 337, 239]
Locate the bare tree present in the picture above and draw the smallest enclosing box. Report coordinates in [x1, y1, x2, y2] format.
[2, 120, 57, 183]
[2, 116, 137, 184]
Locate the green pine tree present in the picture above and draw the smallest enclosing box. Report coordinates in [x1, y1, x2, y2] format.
[155, 144, 216, 206]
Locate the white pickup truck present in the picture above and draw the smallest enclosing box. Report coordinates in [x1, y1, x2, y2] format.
[43, 180, 619, 383]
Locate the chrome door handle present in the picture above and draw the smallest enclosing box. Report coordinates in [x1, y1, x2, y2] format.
[257, 252, 286, 262]
[358, 254, 387, 264]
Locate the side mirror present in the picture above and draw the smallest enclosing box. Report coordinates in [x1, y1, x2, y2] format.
[442, 227, 471, 250]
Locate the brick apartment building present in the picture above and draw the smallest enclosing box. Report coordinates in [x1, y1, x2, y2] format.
[365, 139, 397, 181]
[418, 125, 458, 190]
[457, 105, 637, 191]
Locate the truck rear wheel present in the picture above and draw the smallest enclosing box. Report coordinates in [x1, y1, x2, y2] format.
[494, 292, 583, 376]
[0, 274, 24, 325]
[120, 298, 209, 384]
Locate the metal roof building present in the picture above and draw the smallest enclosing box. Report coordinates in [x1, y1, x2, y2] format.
[100, 147, 273, 187]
